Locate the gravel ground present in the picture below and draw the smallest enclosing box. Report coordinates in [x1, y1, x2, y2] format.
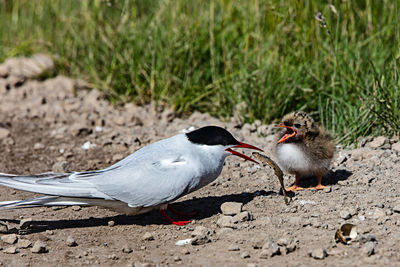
[0, 55, 399, 266]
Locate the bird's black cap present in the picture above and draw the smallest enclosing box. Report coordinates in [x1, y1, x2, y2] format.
[186, 126, 240, 146]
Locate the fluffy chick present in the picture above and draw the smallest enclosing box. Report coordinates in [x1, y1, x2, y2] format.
[274, 111, 334, 191]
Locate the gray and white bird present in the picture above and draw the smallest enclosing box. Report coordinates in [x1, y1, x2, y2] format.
[0, 126, 262, 225]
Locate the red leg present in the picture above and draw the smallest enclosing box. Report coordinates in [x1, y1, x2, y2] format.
[159, 209, 191, 226]
[167, 205, 197, 218]
[285, 174, 304, 191]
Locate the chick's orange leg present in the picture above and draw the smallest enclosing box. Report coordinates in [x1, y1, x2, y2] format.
[285, 174, 304, 191]
[309, 175, 326, 190]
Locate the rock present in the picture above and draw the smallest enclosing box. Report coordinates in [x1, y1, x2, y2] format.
[251, 234, 268, 249]
[368, 136, 387, 148]
[52, 161, 69, 173]
[16, 239, 32, 249]
[191, 226, 209, 237]
[31, 240, 47, 253]
[173, 255, 182, 262]
[372, 208, 386, 219]
[190, 234, 210, 246]
[70, 123, 91, 136]
[393, 205, 400, 213]
[324, 186, 332, 193]
[3, 246, 18, 254]
[66, 236, 77, 247]
[142, 232, 154, 241]
[108, 220, 115, 227]
[122, 246, 133, 253]
[19, 218, 33, 229]
[277, 238, 289, 247]
[0, 65, 9, 77]
[33, 142, 45, 150]
[234, 211, 253, 222]
[0, 222, 8, 233]
[1, 234, 18, 244]
[340, 210, 352, 220]
[217, 215, 238, 228]
[221, 202, 243, 216]
[392, 142, 400, 153]
[71, 205, 81, 211]
[259, 242, 280, 258]
[361, 241, 375, 256]
[358, 234, 376, 244]
[228, 244, 240, 251]
[0, 128, 10, 140]
[309, 248, 327, 259]
[240, 252, 250, 259]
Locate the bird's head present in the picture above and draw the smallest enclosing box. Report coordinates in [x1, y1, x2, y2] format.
[277, 111, 319, 143]
[186, 126, 263, 163]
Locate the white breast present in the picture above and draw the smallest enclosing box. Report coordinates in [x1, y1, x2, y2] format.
[276, 143, 312, 174]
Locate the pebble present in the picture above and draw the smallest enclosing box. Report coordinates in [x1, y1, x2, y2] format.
[3, 246, 18, 254]
[191, 226, 209, 237]
[251, 234, 268, 249]
[108, 220, 115, 227]
[0, 128, 10, 140]
[33, 142, 45, 150]
[393, 205, 400, 213]
[361, 241, 375, 256]
[142, 232, 154, 241]
[71, 205, 81, 211]
[66, 236, 77, 247]
[52, 161, 69, 173]
[228, 244, 240, 251]
[217, 215, 238, 228]
[240, 252, 250, 259]
[259, 242, 280, 259]
[16, 239, 32, 249]
[221, 202, 243, 216]
[392, 142, 400, 153]
[190, 234, 210, 245]
[31, 240, 47, 253]
[309, 248, 327, 259]
[1, 234, 18, 244]
[368, 136, 387, 148]
[324, 186, 332, 193]
[19, 218, 33, 229]
[234, 211, 253, 222]
[122, 246, 133, 253]
[340, 210, 352, 220]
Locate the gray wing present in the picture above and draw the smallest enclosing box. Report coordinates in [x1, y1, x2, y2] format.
[71, 135, 201, 208]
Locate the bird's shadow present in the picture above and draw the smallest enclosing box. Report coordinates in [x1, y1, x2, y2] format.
[294, 169, 353, 188]
[1, 190, 275, 235]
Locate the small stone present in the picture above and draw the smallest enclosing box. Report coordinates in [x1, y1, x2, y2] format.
[0, 128, 10, 140]
[122, 246, 133, 254]
[1, 234, 18, 244]
[221, 202, 243, 216]
[31, 240, 47, 253]
[66, 236, 77, 247]
[0, 222, 8, 233]
[340, 210, 351, 220]
[358, 234, 376, 244]
[393, 205, 400, 213]
[173, 256, 181, 262]
[368, 136, 387, 148]
[0, 65, 9, 77]
[251, 234, 268, 249]
[52, 161, 69, 173]
[190, 234, 210, 246]
[277, 238, 289, 247]
[72, 205, 81, 211]
[259, 242, 280, 259]
[181, 248, 190, 255]
[217, 215, 238, 228]
[240, 252, 250, 259]
[108, 220, 115, 227]
[16, 239, 32, 249]
[361, 241, 375, 256]
[191, 226, 209, 237]
[234, 211, 253, 222]
[309, 248, 327, 260]
[142, 232, 154, 241]
[372, 208, 386, 219]
[33, 143, 45, 150]
[3, 246, 18, 254]
[108, 254, 118, 260]
[392, 142, 400, 153]
[324, 186, 332, 193]
[19, 218, 33, 229]
[228, 244, 240, 251]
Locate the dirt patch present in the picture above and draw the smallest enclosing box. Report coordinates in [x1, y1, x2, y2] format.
[0, 55, 400, 266]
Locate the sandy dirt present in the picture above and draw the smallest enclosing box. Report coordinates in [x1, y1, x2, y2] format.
[0, 55, 399, 266]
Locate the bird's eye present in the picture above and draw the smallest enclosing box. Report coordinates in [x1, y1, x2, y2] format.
[294, 123, 301, 128]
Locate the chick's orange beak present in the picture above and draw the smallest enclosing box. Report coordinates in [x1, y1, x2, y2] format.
[277, 124, 296, 143]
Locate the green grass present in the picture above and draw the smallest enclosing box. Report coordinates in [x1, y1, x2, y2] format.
[1, 0, 399, 145]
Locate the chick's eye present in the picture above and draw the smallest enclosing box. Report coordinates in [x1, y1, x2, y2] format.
[294, 123, 301, 128]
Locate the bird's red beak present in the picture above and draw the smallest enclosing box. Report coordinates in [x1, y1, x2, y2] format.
[277, 124, 296, 143]
[225, 142, 263, 164]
